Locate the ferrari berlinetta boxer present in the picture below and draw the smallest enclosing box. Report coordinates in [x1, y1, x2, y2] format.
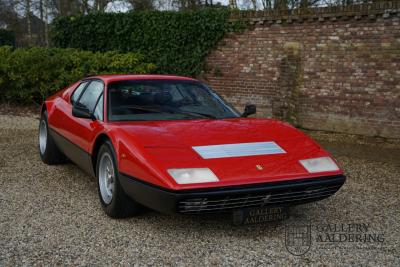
[38, 74, 345, 218]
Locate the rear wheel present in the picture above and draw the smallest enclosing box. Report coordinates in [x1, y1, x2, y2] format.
[38, 111, 66, 165]
[97, 141, 141, 218]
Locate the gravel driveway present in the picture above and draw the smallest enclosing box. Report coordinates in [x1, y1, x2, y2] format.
[0, 114, 399, 266]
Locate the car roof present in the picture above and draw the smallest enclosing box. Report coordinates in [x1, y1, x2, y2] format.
[87, 74, 198, 83]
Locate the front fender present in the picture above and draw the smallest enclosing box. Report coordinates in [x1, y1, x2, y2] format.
[105, 127, 175, 189]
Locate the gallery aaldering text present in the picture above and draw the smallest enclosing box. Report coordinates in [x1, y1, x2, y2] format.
[315, 223, 384, 243]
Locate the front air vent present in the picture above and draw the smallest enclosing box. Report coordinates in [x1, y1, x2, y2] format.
[178, 184, 341, 213]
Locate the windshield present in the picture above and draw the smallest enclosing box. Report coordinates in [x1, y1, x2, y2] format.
[107, 79, 239, 121]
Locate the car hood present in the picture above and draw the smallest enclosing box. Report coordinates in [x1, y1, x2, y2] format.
[114, 118, 342, 190]
[116, 118, 305, 146]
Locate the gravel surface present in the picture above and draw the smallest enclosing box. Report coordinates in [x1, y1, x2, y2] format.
[0, 114, 399, 266]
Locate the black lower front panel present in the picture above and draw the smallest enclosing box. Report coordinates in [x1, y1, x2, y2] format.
[119, 174, 346, 215]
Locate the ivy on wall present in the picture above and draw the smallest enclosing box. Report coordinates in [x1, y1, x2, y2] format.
[51, 9, 237, 76]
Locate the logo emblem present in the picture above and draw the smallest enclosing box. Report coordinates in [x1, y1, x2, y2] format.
[256, 164, 264, 170]
[261, 195, 272, 204]
[285, 222, 311, 255]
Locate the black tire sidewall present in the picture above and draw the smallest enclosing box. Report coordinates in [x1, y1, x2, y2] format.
[38, 111, 49, 162]
[39, 110, 65, 164]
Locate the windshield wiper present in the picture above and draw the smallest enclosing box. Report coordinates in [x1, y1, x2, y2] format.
[178, 111, 217, 119]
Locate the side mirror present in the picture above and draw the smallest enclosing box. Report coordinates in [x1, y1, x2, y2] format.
[242, 104, 256, 117]
[72, 104, 95, 120]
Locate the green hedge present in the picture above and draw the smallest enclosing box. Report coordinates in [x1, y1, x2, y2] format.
[51, 9, 235, 76]
[0, 46, 155, 104]
[0, 29, 15, 47]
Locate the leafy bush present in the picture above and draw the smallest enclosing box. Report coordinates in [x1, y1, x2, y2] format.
[0, 29, 15, 47]
[51, 9, 234, 76]
[0, 46, 155, 104]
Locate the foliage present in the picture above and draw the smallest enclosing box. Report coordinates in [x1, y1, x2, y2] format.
[0, 46, 155, 104]
[51, 9, 233, 76]
[0, 29, 15, 47]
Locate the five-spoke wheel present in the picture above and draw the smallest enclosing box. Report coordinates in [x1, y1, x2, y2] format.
[98, 152, 115, 205]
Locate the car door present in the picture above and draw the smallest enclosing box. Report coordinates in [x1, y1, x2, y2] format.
[51, 79, 104, 175]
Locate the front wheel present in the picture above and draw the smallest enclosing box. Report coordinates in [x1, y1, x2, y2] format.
[97, 141, 141, 218]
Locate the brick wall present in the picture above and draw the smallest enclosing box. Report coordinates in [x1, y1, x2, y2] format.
[203, 2, 400, 138]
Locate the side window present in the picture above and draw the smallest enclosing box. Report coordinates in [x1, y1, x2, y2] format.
[78, 80, 104, 112]
[93, 94, 104, 121]
[71, 82, 88, 105]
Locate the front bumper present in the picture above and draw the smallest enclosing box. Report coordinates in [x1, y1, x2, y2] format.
[119, 173, 346, 214]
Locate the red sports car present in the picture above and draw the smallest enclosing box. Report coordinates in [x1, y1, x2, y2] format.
[39, 74, 345, 219]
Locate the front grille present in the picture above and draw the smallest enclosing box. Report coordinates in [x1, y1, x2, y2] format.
[178, 184, 342, 214]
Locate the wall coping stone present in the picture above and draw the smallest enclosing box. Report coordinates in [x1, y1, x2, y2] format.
[229, 1, 400, 24]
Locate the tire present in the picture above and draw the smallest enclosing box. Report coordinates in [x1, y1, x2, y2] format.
[39, 111, 66, 165]
[96, 140, 141, 218]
